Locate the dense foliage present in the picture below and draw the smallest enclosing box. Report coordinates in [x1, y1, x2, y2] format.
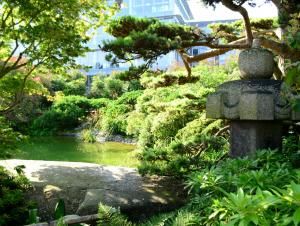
[84, 90, 143, 138]
[0, 0, 115, 79]
[98, 148, 300, 226]
[30, 95, 108, 135]
[0, 166, 33, 226]
[49, 71, 87, 96]
[284, 12, 300, 109]
[89, 75, 126, 99]
[102, 16, 205, 66]
[131, 64, 238, 176]
[0, 0, 116, 138]
[0, 1, 118, 225]
[0, 117, 24, 158]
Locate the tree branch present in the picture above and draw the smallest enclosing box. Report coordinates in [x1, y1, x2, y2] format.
[181, 31, 300, 65]
[0, 60, 44, 114]
[177, 49, 191, 77]
[1, 7, 13, 31]
[214, 125, 229, 137]
[182, 29, 276, 50]
[259, 37, 300, 61]
[186, 38, 248, 63]
[0, 39, 43, 79]
[0, 39, 20, 72]
[221, 0, 253, 46]
[187, 49, 231, 63]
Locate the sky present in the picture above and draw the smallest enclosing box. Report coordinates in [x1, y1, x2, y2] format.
[187, 0, 278, 21]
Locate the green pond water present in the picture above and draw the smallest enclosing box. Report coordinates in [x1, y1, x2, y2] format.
[13, 136, 138, 168]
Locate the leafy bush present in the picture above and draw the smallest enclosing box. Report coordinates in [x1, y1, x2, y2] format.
[89, 76, 106, 98]
[130, 64, 235, 176]
[0, 71, 49, 113]
[104, 77, 125, 99]
[50, 71, 86, 96]
[63, 77, 86, 96]
[0, 117, 25, 158]
[91, 91, 143, 136]
[97, 102, 132, 135]
[30, 95, 108, 135]
[89, 75, 127, 99]
[184, 149, 300, 226]
[115, 90, 143, 106]
[0, 166, 34, 226]
[89, 72, 143, 99]
[97, 149, 300, 226]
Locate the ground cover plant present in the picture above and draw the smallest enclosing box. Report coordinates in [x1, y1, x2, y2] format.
[0, 116, 26, 159]
[0, 165, 34, 226]
[98, 147, 300, 226]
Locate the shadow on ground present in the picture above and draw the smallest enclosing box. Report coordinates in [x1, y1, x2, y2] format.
[0, 160, 186, 222]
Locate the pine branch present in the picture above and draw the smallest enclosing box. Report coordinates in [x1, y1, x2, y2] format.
[221, 0, 253, 46]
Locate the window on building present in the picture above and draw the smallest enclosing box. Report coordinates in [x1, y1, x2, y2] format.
[192, 48, 199, 56]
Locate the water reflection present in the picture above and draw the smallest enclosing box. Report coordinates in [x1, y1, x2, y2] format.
[14, 136, 138, 168]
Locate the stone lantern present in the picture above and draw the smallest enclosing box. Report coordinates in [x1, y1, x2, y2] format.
[206, 40, 300, 157]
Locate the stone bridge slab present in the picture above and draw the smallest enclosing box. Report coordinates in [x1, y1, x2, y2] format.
[0, 160, 185, 221]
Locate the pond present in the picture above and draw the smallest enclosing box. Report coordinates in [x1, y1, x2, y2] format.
[12, 136, 138, 168]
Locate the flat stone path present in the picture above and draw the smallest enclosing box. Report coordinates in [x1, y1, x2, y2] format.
[0, 160, 185, 221]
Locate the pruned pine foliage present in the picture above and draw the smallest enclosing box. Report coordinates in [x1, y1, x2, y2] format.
[102, 16, 207, 66]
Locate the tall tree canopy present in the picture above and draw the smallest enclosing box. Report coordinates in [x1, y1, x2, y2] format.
[0, 0, 116, 80]
[0, 0, 117, 113]
[102, 0, 300, 78]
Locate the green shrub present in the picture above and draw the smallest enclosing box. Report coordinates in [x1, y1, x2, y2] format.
[50, 71, 86, 96]
[91, 91, 143, 136]
[132, 64, 234, 176]
[98, 103, 131, 135]
[0, 166, 34, 226]
[126, 111, 148, 138]
[97, 149, 300, 226]
[31, 96, 106, 135]
[115, 90, 143, 106]
[89, 98, 110, 109]
[63, 77, 86, 96]
[89, 76, 106, 98]
[181, 149, 299, 225]
[104, 77, 125, 99]
[0, 117, 25, 158]
[89, 75, 130, 99]
[80, 129, 96, 143]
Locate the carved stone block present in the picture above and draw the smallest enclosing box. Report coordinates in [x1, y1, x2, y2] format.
[206, 93, 223, 118]
[239, 91, 274, 120]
